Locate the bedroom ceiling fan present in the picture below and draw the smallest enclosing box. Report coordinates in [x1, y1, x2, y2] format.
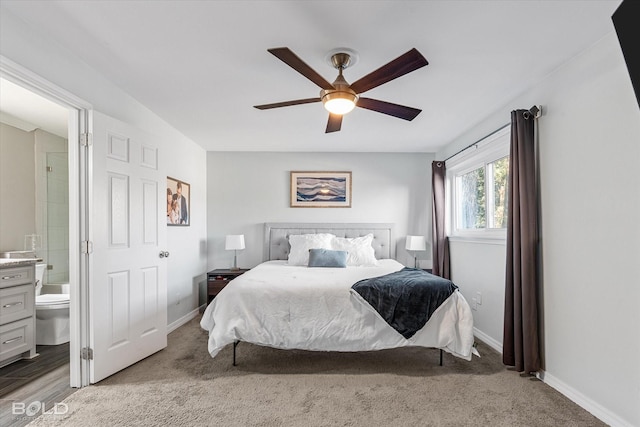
[254, 47, 429, 133]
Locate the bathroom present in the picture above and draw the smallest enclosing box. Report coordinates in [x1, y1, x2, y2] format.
[0, 77, 71, 392]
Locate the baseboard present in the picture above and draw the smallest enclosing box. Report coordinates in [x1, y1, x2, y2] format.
[473, 327, 502, 353]
[472, 327, 632, 426]
[539, 370, 634, 427]
[167, 307, 200, 333]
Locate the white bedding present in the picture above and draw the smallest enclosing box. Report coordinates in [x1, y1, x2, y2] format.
[200, 259, 476, 361]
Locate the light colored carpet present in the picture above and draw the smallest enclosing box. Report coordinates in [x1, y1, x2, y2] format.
[27, 316, 605, 426]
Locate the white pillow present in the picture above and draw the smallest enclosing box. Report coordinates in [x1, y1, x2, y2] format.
[287, 233, 335, 266]
[331, 234, 379, 266]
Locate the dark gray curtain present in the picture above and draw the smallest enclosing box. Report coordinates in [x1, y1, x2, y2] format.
[503, 110, 540, 373]
[431, 161, 450, 279]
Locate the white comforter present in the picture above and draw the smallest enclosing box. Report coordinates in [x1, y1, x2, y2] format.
[200, 259, 476, 360]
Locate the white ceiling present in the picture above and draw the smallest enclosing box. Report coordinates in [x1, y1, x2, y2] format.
[1, 0, 622, 153]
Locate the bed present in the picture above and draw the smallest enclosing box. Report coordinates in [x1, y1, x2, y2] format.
[200, 223, 477, 365]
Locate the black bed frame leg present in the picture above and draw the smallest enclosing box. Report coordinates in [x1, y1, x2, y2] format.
[439, 349, 443, 366]
[233, 341, 239, 366]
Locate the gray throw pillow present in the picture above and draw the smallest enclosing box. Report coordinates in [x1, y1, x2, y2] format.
[308, 249, 348, 268]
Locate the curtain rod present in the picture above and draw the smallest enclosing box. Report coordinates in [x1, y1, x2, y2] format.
[443, 105, 541, 162]
[444, 123, 509, 162]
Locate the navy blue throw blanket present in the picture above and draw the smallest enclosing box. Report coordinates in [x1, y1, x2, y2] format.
[351, 268, 458, 339]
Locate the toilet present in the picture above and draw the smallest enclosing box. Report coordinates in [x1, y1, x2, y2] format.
[34, 263, 70, 345]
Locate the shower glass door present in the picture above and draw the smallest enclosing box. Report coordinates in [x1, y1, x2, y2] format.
[46, 152, 69, 285]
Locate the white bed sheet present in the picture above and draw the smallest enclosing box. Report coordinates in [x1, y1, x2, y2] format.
[200, 259, 476, 361]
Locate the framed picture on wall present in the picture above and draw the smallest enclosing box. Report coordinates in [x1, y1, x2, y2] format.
[166, 177, 190, 226]
[290, 171, 352, 208]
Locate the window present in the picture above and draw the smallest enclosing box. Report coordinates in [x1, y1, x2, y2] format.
[456, 166, 485, 229]
[488, 156, 509, 229]
[447, 126, 510, 240]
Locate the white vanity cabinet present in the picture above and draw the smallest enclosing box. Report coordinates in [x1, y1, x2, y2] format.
[0, 263, 37, 367]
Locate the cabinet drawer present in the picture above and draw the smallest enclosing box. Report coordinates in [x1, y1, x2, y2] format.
[1, 266, 34, 288]
[0, 317, 34, 362]
[0, 284, 35, 325]
[208, 280, 229, 294]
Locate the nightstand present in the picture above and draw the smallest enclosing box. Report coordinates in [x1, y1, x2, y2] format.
[207, 268, 249, 304]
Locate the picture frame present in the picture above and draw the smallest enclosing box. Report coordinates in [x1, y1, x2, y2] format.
[290, 171, 352, 208]
[166, 177, 190, 226]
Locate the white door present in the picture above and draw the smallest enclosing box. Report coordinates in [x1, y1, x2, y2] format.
[90, 111, 167, 382]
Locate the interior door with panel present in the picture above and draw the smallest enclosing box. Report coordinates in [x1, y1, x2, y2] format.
[90, 111, 167, 382]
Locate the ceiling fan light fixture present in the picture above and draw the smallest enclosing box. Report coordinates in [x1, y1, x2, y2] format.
[322, 90, 359, 115]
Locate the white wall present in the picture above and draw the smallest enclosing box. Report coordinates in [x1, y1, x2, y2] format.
[448, 239, 505, 349]
[0, 122, 35, 251]
[1, 9, 208, 326]
[164, 132, 208, 324]
[207, 152, 433, 271]
[438, 32, 640, 427]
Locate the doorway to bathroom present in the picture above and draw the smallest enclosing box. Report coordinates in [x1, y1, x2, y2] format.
[0, 59, 88, 422]
[0, 96, 71, 398]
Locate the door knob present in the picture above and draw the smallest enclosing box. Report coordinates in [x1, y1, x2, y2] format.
[159, 251, 170, 258]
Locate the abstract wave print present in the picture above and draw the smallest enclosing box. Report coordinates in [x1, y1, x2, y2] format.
[296, 177, 347, 202]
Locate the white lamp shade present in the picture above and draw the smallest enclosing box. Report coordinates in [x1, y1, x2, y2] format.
[225, 235, 245, 251]
[405, 235, 427, 251]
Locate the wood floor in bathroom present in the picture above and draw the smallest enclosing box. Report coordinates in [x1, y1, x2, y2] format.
[0, 344, 75, 427]
[0, 343, 69, 397]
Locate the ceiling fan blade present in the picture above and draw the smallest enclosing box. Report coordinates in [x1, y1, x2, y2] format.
[357, 97, 422, 121]
[325, 113, 343, 133]
[349, 48, 428, 94]
[254, 97, 321, 110]
[268, 47, 335, 90]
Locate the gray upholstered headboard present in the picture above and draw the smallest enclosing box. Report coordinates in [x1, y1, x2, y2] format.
[264, 222, 395, 261]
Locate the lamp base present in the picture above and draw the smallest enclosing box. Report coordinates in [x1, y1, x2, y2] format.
[231, 251, 239, 270]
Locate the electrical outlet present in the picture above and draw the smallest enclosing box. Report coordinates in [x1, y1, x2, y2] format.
[476, 292, 482, 305]
[471, 297, 477, 311]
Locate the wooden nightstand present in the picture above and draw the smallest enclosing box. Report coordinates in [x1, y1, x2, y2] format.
[207, 268, 249, 304]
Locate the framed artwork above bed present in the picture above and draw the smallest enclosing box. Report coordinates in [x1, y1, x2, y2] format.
[290, 171, 352, 208]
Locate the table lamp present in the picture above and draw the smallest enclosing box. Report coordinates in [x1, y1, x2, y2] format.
[225, 235, 245, 270]
[405, 235, 427, 268]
